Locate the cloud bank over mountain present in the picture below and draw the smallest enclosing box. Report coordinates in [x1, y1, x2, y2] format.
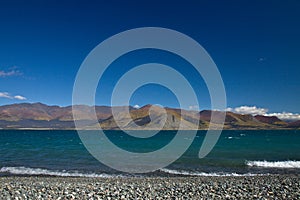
[226, 106, 300, 121]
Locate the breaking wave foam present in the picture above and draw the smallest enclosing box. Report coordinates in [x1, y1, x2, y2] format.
[160, 168, 259, 177]
[0, 166, 117, 178]
[246, 161, 300, 168]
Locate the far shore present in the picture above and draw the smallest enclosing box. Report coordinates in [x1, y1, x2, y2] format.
[0, 128, 298, 131]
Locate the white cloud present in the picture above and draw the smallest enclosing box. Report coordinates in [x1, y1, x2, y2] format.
[225, 108, 233, 112]
[133, 104, 140, 109]
[0, 92, 26, 100]
[0, 70, 22, 77]
[258, 57, 266, 62]
[14, 95, 27, 100]
[227, 106, 268, 115]
[265, 112, 300, 121]
[189, 105, 199, 111]
[227, 105, 300, 121]
[0, 92, 12, 99]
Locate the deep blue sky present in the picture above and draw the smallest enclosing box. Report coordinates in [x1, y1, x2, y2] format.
[0, 0, 299, 113]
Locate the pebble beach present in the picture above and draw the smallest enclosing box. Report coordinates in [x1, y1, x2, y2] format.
[1, 175, 300, 199]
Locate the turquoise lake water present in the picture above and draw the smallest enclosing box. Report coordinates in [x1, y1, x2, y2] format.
[0, 130, 299, 177]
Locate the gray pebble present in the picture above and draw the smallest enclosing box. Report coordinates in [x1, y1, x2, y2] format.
[0, 175, 299, 199]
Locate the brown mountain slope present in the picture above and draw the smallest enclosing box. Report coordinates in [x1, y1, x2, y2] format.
[0, 103, 113, 122]
[199, 110, 288, 129]
[99, 105, 199, 130]
[254, 115, 287, 126]
[0, 103, 299, 130]
[0, 103, 55, 121]
[286, 120, 300, 129]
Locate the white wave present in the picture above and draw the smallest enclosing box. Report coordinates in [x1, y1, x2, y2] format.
[0, 166, 117, 178]
[160, 168, 259, 177]
[246, 160, 300, 168]
[226, 136, 240, 140]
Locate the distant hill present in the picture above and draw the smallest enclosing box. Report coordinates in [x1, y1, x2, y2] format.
[0, 103, 299, 130]
[286, 120, 300, 129]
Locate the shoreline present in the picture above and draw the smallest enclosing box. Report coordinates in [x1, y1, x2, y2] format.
[1, 175, 299, 199]
[0, 128, 298, 131]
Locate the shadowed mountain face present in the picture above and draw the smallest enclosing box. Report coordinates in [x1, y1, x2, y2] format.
[254, 115, 287, 125]
[0, 103, 299, 130]
[286, 120, 300, 128]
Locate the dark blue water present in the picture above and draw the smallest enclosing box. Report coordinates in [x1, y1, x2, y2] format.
[0, 130, 299, 177]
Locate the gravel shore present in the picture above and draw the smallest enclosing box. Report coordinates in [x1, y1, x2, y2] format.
[1, 175, 300, 199]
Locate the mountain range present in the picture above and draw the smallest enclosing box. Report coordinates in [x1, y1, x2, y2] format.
[0, 103, 299, 130]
